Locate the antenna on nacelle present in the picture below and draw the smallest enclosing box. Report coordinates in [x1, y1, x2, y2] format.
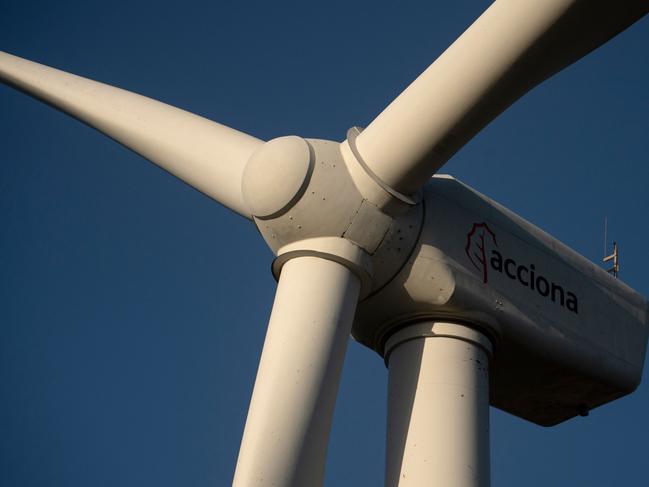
[603, 218, 620, 278]
[604, 242, 620, 278]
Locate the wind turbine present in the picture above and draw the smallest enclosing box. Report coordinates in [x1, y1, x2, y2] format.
[1, 1, 648, 486]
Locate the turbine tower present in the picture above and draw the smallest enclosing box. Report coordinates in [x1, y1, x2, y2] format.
[1, 1, 648, 486]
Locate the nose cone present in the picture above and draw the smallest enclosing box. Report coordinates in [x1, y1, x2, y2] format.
[241, 136, 313, 219]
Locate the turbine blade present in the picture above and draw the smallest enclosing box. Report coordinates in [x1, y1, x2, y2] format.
[0, 51, 262, 218]
[354, 0, 648, 196]
[234, 256, 361, 486]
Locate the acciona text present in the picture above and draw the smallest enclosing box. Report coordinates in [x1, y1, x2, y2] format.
[490, 250, 578, 314]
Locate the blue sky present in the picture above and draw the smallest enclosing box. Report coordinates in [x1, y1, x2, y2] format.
[1, 1, 648, 486]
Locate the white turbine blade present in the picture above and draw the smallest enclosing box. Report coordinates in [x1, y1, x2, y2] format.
[0, 51, 262, 218]
[354, 0, 648, 196]
[234, 256, 361, 486]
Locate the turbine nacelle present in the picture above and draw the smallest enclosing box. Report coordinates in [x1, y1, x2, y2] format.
[353, 175, 648, 426]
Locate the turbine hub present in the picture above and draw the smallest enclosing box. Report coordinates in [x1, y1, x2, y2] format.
[242, 137, 424, 299]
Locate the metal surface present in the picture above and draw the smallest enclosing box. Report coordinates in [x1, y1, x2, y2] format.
[233, 256, 360, 486]
[385, 322, 492, 487]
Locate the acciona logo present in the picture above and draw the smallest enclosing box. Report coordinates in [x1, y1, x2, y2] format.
[465, 222, 579, 314]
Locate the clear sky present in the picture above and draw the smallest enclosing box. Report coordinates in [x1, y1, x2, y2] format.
[1, 1, 648, 486]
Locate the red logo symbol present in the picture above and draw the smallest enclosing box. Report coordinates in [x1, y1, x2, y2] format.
[465, 222, 498, 284]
